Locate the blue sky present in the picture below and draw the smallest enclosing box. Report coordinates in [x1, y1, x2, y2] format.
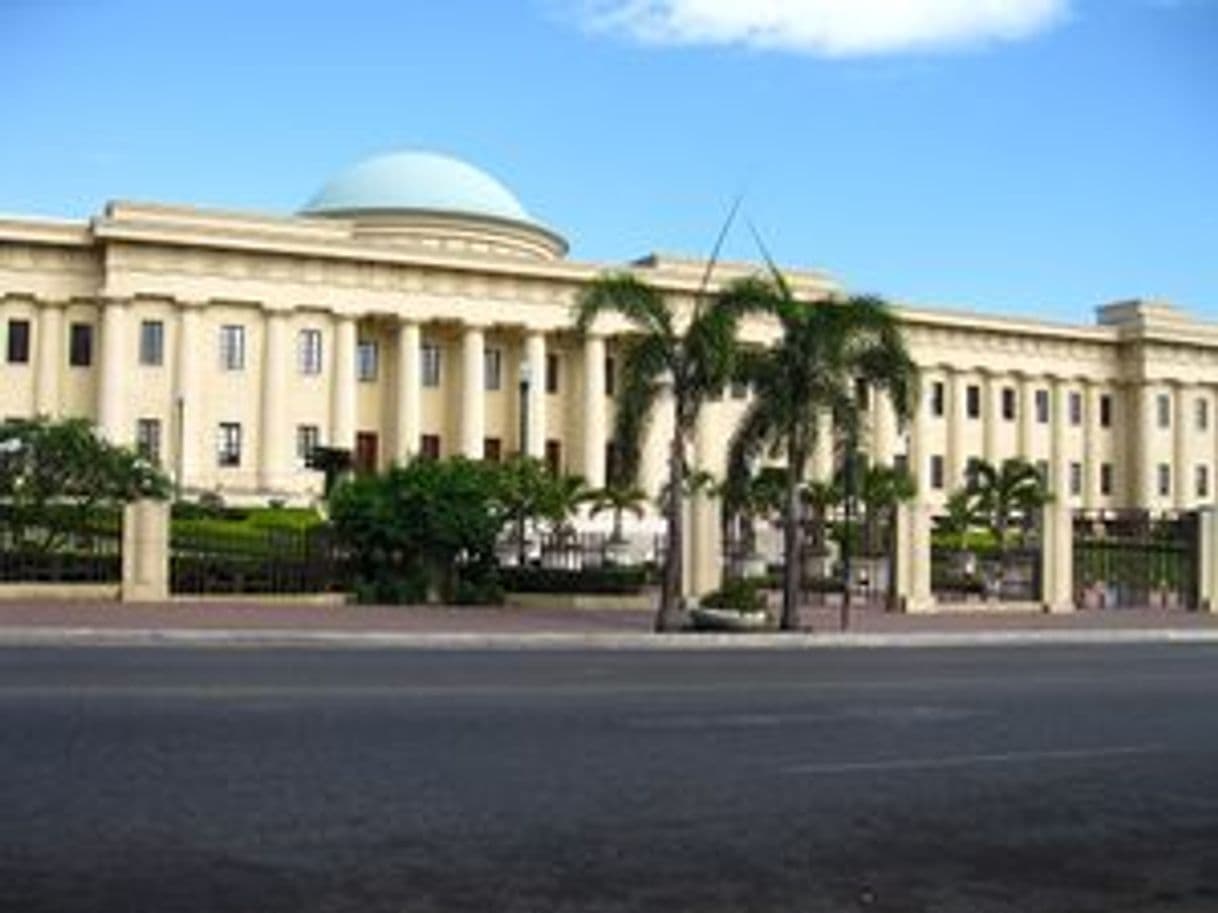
[2, 0, 1215, 322]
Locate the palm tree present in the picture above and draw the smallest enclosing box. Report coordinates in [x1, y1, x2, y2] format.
[541, 473, 592, 539]
[575, 274, 750, 631]
[588, 480, 649, 543]
[965, 457, 1053, 594]
[720, 465, 785, 576]
[857, 461, 917, 609]
[724, 274, 917, 630]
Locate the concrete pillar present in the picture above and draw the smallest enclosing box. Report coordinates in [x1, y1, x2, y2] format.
[1138, 383, 1158, 508]
[35, 302, 62, 417]
[175, 304, 203, 492]
[1198, 507, 1218, 612]
[982, 372, 999, 467]
[396, 319, 421, 462]
[945, 370, 964, 490]
[812, 410, 834, 481]
[688, 420, 722, 599]
[121, 499, 169, 603]
[1050, 377, 1069, 504]
[1017, 373, 1036, 461]
[897, 377, 935, 612]
[1082, 381, 1098, 510]
[1041, 503, 1075, 613]
[871, 390, 897, 466]
[97, 299, 129, 444]
[460, 323, 485, 458]
[582, 333, 607, 487]
[524, 331, 546, 460]
[331, 315, 357, 452]
[1174, 383, 1189, 509]
[641, 377, 674, 500]
[258, 309, 290, 492]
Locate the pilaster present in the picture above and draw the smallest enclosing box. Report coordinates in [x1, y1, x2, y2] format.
[259, 308, 290, 491]
[34, 301, 63, 417]
[396, 319, 421, 462]
[97, 298, 129, 444]
[461, 323, 485, 459]
[331, 314, 357, 452]
[582, 333, 607, 487]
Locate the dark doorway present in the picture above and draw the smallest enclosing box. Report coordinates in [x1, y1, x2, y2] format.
[355, 432, 379, 474]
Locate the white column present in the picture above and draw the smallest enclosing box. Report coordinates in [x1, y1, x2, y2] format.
[900, 380, 934, 611]
[35, 302, 62, 417]
[1138, 383, 1158, 508]
[1174, 383, 1189, 509]
[1050, 377, 1069, 502]
[331, 315, 357, 451]
[982, 372, 999, 467]
[175, 304, 203, 490]
[259, 309, 289, 492]
[1082, 380, 1098, 510]
[1017, 374, 1036, 460]
[97, 299, 129, 444]
[641, 377, 673, 501]
[582, 333, 607, 486]
[871, 390, 896, 466]
[1042, 376, 1074, 612]
[689, 419, 722, 598]
[945, 370, 964, 490]
[812, 410, 833, 481]
[461, 323, 485, 459]
[525, 331, 546, 459]
[396, 319, 421, 462]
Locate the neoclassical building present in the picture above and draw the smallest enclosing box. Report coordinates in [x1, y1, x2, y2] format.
[2, 151, 1217, 600]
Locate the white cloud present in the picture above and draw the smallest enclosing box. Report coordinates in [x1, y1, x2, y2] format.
[582, 0, 1070, 56]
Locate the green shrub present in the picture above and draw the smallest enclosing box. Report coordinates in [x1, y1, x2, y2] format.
[499, 565, 648, 595]
[700, 577, 766, 612]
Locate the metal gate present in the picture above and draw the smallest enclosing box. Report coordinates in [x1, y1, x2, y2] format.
[1073, 510, 1199, 610]
[171, 523, 345, 595]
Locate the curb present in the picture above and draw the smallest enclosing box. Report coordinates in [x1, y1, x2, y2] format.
[2, 626, 1218, 651]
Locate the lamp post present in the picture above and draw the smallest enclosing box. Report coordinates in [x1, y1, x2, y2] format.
[517, 359, 532, 565]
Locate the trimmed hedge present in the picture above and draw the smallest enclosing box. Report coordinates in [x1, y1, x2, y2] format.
[499, 565, 648, 595]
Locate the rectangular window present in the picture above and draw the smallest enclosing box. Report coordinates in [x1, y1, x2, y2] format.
[1069, 391, 1082, 426]
[483, 437, 502, 463]
[1001, 387, 1016, 421]
[546, 353, 560, 394]
[219, 325, 245, 371]
[357, 340, 378, 382]
[217, 422, 242, 467]
[484, 348, 502, 391]
[1158, 463, 1171, 498]
[605, 356, 616, 397]
[296, 424, 320, 464]
[1197, 464, 1210, 500]
[545, 439, 562, 475]
[298, 329, 323, 375]
[135, 418, 161, 465]
[1035, 389, 1049, 424]
[930, 381, 945, 418]
[1197, 398, 1209, 432]
[930, 455, 945, 490]
[855, 378, 870, 411]
[1099, 394, 1112, 428]
[1157, 393, 1171, 429]
[1100, 462, 1113, 496]
[1069, 461, 1082, 497]
[965, 384, 980, 419]
[421, 342, 441, 387]
[69, 323, 93, 367]
[6, 319, 30, 364]
[139, 320, 164, 366]
[420, 434, 441, 460]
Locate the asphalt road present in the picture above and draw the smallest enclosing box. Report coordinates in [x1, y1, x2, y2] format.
[1, 645, 1217, 913]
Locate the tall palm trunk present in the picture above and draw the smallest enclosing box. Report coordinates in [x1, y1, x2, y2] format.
[657, 429, 686, 632]
[781, 444, 805, 631]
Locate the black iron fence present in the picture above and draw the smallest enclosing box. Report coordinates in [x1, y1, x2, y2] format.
[0, 505, 122, 583]
[1073, 510, 1198, 610]
[931, 545, 1042, 604]
[170, 523, 346, 595]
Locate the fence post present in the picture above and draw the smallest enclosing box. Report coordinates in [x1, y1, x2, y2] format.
[1197, 507, 1218, 612]
[896, 502, 935, 613]
[1041, 504, 1074, 613]
[121, 499, 170, 602]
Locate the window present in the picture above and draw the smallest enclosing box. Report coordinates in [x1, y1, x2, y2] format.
[965, 384, 980, 419]
[1197, 464, 1210, 500]
[855, 378, 870, 411]
[217, 422, 242, 467]
[135, 418, 161, 465]
[6, 319, 30, 364]
[1099, 394, 1112, 428]
[483, 437, 502, 463]
[1069, 391, 1082, 426]
[546, 353, 560, 394]
[296, 424, 320, 464]
[484, 348, 502, 391]
[605, 356, 616, 397]
[357, 340, 378, 382]
[69, 323, 93, 367]
[421, 342, 441, 387]
[1157, 394, 1171, 429]
[298, 329, 322, 375]
[219, 325, 245, 371]
[545, 439, 562, 475]
[139, 320, 163, 366]
[930, 455, 945, 490]
[930, 381, 945, 417]
[1035, 389, 1049, 424]
[1001, 387, 1016, 421]
[1197, 398, 1209, 432]
[1100, 463, 1113, 496]
[1069, 461, 1082, 497]
[893, 453, 909, 476]
[1158, 463, 1171, 498]
[420, 434, 441, 460]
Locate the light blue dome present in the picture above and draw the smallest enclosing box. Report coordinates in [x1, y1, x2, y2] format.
[302, 151, 535, 225]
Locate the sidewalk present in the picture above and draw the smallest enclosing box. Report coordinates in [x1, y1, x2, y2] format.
[1, 599, 1217, 649]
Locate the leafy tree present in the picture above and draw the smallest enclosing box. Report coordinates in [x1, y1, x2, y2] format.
[720, 465, 785, 569]
[575, 274, 751, 631]
[857, 462, 917, 558]
[724, 274, 917, 630]
[498, 456, 558, 564]
[964, 457, 1053, 594]
[936, 489, 984, 553]
[0, 417, 169, 552]
[540, 473, 592, 538]
[588, 480, 649, 543]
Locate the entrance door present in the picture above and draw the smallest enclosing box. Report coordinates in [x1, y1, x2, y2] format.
[354, 432, 379, 474]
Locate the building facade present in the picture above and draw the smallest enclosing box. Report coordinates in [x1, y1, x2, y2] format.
[3, 151, 1217, 600]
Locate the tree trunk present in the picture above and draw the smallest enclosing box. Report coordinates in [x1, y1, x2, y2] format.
[781, 449, 805, 631]
[656, 429, 685, 632]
